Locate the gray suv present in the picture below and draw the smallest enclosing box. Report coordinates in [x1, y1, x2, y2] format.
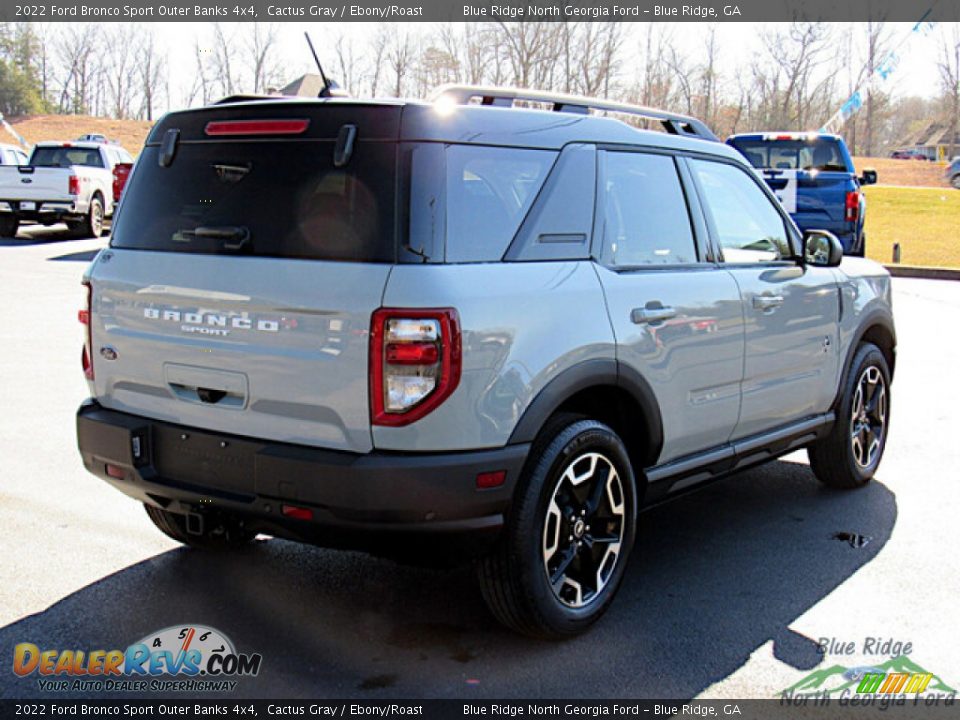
[76, 86, 896, 638]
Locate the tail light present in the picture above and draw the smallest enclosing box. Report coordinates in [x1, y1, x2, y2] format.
[79, 281, 93, 380]
[370, 308, 461, 426]
[68, 175, 80, 196]
[845, 191, 860, 222]
[112, 163, 131, 203]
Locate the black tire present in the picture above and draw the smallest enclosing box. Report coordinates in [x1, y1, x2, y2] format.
[75, 194, 104, 238]
[144, 504, 255, 550]
[808, 342, 891, 489]
[851, 233, 866, 258]
[477, 415, 638, 638]
[951, 174, 960, 190]
[0, 216, 19, 237]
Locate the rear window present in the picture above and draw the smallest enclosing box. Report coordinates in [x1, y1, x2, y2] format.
[111, 140, 397, 262]
[730, 138, 849, 172]
[30, 146, 104, 168]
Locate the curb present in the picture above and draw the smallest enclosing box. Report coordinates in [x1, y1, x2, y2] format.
[884, 265, 960, 281]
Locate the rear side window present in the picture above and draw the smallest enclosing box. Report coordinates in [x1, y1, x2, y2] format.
[111, 141, 397, 262]
[445, 146, 556, 262]
[30, 146, 104, 168]
[407, 144, 556, 264]
[600, 151, 697, 266]
[731, 138, 849, 172]
[691, 159, 791, 263]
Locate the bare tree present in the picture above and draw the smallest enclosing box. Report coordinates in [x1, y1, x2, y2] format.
[54, 24, 99, 114]
[938, 24, 960, 160]
[104, 25, 139, 118]
[495, 22, 564, 90]
[565, 22, 622, 97]
[750, 23, 832, 129]
[137, 29, 165, 120]
[331, 30, 360, 94]
[211, 23, 238, 97]
[245, 23, 281, 94]
[385, 27, 414, 97]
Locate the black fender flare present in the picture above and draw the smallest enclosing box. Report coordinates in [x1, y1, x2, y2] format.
[507, 358, 664, 467]
[833, 309, 897, 409]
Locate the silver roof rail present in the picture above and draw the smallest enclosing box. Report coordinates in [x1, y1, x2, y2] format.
[430, 85, 718, 142]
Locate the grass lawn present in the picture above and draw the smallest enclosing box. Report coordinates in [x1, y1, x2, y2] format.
[864, 186, 960, 268]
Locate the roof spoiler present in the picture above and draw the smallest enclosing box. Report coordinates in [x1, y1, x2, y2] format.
[430, 84, 718, 142]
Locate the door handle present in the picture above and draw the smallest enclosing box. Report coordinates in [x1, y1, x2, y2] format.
[752, 294, 784, 311]
[631, 306, 677, 325]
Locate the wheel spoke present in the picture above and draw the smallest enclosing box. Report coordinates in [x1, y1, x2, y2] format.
[549, 546, 577, 586]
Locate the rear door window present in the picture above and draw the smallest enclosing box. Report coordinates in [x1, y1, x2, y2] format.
[600, 151, 698, 266]
[111, 140, 397, 262]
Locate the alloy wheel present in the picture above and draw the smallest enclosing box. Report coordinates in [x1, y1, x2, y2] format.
[542, 452, 625, 609]
[850, 365, 887, 469]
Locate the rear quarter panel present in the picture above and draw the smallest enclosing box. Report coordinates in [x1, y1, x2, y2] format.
[375, 261, 615, 452]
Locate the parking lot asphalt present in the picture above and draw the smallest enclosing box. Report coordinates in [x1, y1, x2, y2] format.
[1, 230, 958, 700]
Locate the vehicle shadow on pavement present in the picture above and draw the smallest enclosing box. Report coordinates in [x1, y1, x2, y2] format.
[0, 225, 109, 245]
[0, 459, 896, 700]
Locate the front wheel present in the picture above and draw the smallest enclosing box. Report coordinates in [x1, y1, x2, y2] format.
[477, 416, 637, 638]
[808, 342, 891, 489]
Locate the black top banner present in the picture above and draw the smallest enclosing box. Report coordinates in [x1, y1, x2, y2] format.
[2, 0, 959, 22]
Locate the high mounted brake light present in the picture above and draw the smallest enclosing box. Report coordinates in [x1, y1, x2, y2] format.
[204, 119, 310, 136]
[370, 309, 461, 427]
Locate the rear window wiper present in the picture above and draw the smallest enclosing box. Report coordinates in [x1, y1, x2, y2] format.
[173, 225, 250, 251]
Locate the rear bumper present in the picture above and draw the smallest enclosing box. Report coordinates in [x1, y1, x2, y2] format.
[0, 199, 82, 222]
[76, 400, 528, 557]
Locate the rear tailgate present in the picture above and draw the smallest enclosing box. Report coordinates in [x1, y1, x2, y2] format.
[88, 102, 403, 453]
[760, 168, 850, 226]
[0, 166, 73, 204]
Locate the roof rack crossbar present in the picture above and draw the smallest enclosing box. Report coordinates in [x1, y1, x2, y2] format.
[430, 85, 718, 142]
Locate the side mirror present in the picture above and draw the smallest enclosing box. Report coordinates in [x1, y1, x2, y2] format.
[803, 229, 844, 267]
[860, 168, 877, 186]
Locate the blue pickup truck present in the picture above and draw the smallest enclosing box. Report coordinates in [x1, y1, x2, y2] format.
[726, 132, 877, 256]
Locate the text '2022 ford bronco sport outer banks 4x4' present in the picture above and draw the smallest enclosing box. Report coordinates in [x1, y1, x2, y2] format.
[76, 86, 896, 638]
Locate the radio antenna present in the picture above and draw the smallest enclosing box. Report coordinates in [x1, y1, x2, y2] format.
[304, 32, 341, 98]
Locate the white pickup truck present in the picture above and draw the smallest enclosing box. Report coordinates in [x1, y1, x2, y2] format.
[0, 140, 133, 238]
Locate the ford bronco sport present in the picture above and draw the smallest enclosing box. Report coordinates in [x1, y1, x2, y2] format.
[76, 86, 896, 638]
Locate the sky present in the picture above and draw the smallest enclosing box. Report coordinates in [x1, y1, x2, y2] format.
[142, 21, 948, 113]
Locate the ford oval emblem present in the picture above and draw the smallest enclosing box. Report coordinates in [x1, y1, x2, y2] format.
[21, 178, 31, 183]
[100, 346, 118, 361]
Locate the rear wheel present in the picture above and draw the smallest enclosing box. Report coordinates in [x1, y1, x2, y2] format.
[75, 195, 104, 238]
[808, 342, 891, 489]
[477, 416, 637, 638]
[951, 174, 960, 190]
[144, 504, 255, 550]
[851, 233, 866, 258]
[0, 216, 18, 237]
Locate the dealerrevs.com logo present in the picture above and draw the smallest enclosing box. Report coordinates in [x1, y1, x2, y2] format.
[13, 625, 262, 693]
